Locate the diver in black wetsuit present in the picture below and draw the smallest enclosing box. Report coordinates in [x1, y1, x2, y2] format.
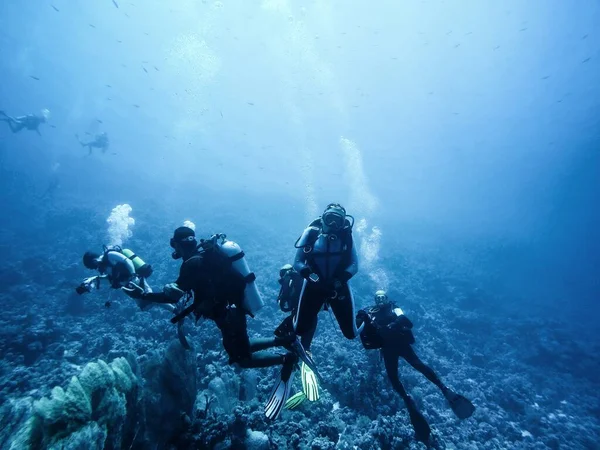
[274, 264, 320, 409]
[123, 227, 318, 420]
[292, 203, 363, 347]
[76, 131, 109, 154]
[357, 290, 476, 443]
[0, 109, 50, 135]
[274, 264, 317, 350]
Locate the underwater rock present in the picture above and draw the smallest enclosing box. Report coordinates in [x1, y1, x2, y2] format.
[141, 340, 197, 444]
[246, 429, 269, 450]
[2, 357, 137, 450]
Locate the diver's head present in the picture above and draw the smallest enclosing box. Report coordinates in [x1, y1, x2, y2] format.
[170, 226, 197, 260]
[279, 263, 293, 278]
[83, 251, 101, 270]
[374, 289, 388, 305]
[321, 203, 346, 234]
[40, 108, 50, 122]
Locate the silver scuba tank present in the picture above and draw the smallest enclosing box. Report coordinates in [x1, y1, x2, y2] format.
[216, 238, 264, 315]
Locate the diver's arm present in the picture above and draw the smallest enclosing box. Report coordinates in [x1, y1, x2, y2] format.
[77, 274, 109, 293]
[142, 291, 181, 304]
[293, 246, 311, 278]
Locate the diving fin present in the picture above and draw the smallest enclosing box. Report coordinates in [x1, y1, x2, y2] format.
[265, 355, 296, 420]
[301, 361, 320, 401]
[445, 389, 475, 419]
[406, 397, 431, 443]
[284, 392, 307, 410]
[287, 337, 322, 382]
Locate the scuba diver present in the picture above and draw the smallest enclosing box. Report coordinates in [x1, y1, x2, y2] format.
[122, 226, 319, 420]
[273, 264, 320, 410]
[277, 203, 362, 413]
[293, 203, 363, 344]
[76, 245, 171, 313]
[357, 290, 476, 443]
[0, 108, 50, 135]
[76, 131, 109, 154]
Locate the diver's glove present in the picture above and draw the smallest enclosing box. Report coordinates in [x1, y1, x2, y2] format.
[122, 282, 145, 299]
[76, 276, 99, 295]
[299, 267, 312, 279]
[75, 284, 89, 295]
[356, 309, 370, 327]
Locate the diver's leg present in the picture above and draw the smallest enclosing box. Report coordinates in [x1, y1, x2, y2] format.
[402, 345, 447, 392]
[274, 314, 295, 338]
[301, 314, 317, 351]
[249, 334, 293, 353]
[383, 349, 431, 443]
[383, 350, 409, 399]
[328, 283, 362, 339]
[217, 307, 285, 369]
[293, 281, 322, 338]
[7, 120, 24, 133]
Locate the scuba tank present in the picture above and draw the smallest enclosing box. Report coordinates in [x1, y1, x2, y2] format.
[209, 235, 264, 316]
[121, 248, 153, 278]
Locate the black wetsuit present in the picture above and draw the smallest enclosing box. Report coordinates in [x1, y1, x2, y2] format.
[274, 269, 317, 350]
[146, 250, 290, 368]
[359, 302, 447, 404]
[293, 219, 362, 348]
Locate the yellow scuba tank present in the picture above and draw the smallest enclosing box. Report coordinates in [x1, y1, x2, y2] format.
[121, 248, 153, 278]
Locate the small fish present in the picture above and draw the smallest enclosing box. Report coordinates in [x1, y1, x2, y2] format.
[97, 119, 103, 124]
[142, 60, 149, 63]
[117, 40, 122, 43]
[220, 111, 223, 118]
[107, 97, 112, 101]
[144, 32, 149, 36]
[111, 152, 117, 155]
[519, 28, 527, 31]
[454, 43, 461, 48]
[247, 102, 254, 106]
[582, 57, 591, 63]
[153, 66, 159, 71]
[105, 301, 111, 308]
[142, 67, 148, 73]
[30, 75, 40, 80]
[493, 46, 500, 50]
[133, 104, 140, 108]
[541, 76, 550, 80]
[112, 0, 119, 8]
[465, 31, 473, 36]
[125, 13, 129, 18]
[49, 125, 57, 129]
[51, 5, 59, 12]
[452, 112, 459, 115]
[582, 34, 588, 40]
[105, 84, 112, 88]
[446, 31, 453, 35]
[89, 24, 96, 28]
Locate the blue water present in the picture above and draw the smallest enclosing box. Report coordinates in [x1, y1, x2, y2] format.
[1, 1, 598, 449]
